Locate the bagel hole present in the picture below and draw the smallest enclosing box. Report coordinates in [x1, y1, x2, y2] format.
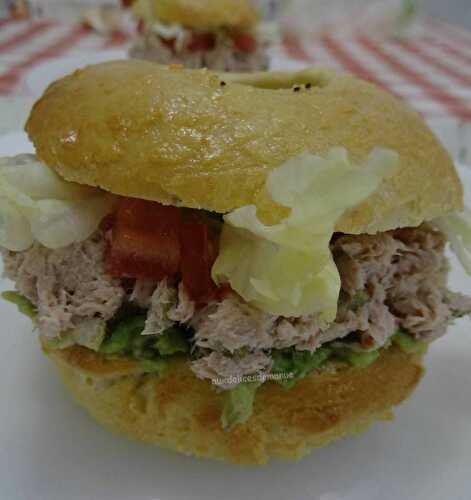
[242, 72, 333, 91]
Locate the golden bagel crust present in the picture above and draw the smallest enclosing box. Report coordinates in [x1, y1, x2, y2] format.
[152, 0, 258, 30]
[26, 61, 463, 233]
[44, 343, 424, 464]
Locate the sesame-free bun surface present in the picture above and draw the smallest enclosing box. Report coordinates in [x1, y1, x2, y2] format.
[44, 343, 424, 464]
[26, 61, 463, 234]
[151, 0, 258, 30]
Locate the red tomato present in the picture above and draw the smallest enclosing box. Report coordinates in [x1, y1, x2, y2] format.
[105, 198, 223, 304]
[232, 32, 256, 53]
[180, 221, 219, 304]
[105, 199, 182, 281]
[159, 36, 176, 51]
[188, 32, 216, 52]
[137, 19, 145, 34]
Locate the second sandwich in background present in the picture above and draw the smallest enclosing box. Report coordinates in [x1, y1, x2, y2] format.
[129, 0, 274, 71]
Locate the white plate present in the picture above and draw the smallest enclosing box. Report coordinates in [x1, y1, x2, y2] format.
[22, 50, 128, 98]
[1, 132, 471, 500]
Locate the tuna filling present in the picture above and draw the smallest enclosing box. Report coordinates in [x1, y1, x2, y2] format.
[2, 223, 471, 389]
[129, 28, 270, 72]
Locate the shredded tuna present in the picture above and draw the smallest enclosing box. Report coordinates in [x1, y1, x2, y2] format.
[168, 283, 195, 323]
[141, 280, 177, 336]
[130, 279, 156, 308]
[191, 223, 469, 357]
[3, 222, 471, 386]
[191, 293, 277, 352]
[129, 29, 269, 72]
[445, 291, 471, 316]
[393, 290, 449, 341]
[332, 223, 452, 344]
[1, 233, 124, 337]
[139, 281, 195, 335]
[191, 351, 273, 389]
[317, 303, 369, 346]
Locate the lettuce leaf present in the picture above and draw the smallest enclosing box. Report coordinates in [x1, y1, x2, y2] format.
[28, 196, 116, 250]
[0, 154, 115, 251]
[0, 154, 94, 201]
[212, 148, 398, 320]
[221, 381, 260, 430]
[132, 0, 184, 40]
[435, 210, 471, 275]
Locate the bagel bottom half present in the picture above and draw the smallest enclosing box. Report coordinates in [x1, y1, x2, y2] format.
[43, 343, 425, 464]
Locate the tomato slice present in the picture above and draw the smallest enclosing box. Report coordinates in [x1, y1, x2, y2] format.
[180, 221, 219, 304]
[137, 19, 145, 34]
[105, 198, 182, 281]
[105, 198, 223, 304]
[232, 32, 256, 53]
[188, 32, 216, 52]
[159, 35, 176, 51]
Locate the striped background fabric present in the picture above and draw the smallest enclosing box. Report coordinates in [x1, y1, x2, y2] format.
[0, 18, 127, 95]
[280, 18, 471, 121]
[1, 16, 471, 123]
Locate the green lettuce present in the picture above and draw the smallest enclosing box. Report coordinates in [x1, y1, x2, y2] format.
[0, 154, 115, 251]
[221, 382, 260, 430]
[1, 291, 37, 319]
[435, 210, 471, 275]
[212, 148, 398, 321]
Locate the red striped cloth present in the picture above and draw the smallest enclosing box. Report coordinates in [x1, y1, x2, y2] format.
[1, 16, 471, 122]
[280, 17, 471, 121]
[0, 18, 131, 94]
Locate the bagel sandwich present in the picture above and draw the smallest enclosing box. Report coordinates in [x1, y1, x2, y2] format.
[1, 60, 471, 464]
[129, 0, 273, 72]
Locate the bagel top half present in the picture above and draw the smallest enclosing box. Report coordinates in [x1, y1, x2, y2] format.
[135, 0, 258, 30]
[25, 60, 462, 234]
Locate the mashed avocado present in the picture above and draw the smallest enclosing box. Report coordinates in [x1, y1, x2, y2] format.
[392, 329, 427, 354]
[2, 291, 37, 319]
[3, 290, 428, 429]
[222, 381, 260, 430]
